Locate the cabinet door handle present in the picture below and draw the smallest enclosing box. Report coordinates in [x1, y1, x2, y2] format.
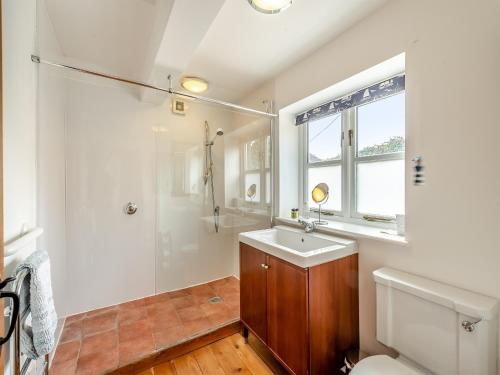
[261, 264, 269, 269]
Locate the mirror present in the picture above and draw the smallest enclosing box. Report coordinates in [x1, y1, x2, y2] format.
[247, 184, 257, 200]
[311, 183, 329, 225]
[311, 183, 329, 204]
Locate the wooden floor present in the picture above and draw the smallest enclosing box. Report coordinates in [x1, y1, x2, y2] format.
[137, 334, 274, 375]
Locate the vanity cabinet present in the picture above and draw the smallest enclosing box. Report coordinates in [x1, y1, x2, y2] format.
[240, 242, 359, 375]
[240, 243, 268, 342]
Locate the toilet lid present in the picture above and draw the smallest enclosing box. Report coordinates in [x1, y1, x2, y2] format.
[350, 355, 423, 375]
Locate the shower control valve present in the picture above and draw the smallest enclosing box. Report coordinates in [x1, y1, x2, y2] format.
[124, 202, 138, 215]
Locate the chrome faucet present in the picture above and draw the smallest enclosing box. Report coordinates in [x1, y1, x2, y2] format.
[298, 218, 316, 233]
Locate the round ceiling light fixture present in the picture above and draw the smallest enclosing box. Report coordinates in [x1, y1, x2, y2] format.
[181, 76, 209, 93]
[247, 0, 292, 14]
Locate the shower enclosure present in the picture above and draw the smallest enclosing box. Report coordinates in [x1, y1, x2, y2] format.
[37, 60, 274, 317]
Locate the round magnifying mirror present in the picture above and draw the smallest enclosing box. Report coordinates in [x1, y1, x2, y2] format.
[247, 184, 257, 200]
[311, 183, 329, 204]
[311, 183, 329, 225]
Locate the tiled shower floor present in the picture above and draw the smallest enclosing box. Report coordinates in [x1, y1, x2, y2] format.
[50, 277, 240, 375]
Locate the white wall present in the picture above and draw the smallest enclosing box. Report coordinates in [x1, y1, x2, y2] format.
[37, 0, 68, 320]
[2, 0, 37, 265]
[2, 1, 39, 374]
[63, 79, 158, 315]
[246, 0, 500, 363]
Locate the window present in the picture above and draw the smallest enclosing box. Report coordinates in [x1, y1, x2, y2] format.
[302, 91, 405, 222]
[243, 136, 271, 206]
[307, 114, 342, 212]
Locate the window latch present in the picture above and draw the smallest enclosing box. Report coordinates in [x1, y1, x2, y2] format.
[348, 129, 353, 146]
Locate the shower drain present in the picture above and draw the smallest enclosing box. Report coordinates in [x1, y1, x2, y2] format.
[207, 296, 223, 304]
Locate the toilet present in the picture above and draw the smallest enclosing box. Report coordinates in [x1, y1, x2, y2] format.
[351, 268, 499, 375]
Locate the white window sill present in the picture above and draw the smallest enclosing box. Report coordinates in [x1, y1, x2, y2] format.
[275, 217, 409, 246]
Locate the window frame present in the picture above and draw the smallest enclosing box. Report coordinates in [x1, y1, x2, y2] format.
[302, 112, 346, 217]
[301, 92, 405, 225]
[241, 135, 271, 208]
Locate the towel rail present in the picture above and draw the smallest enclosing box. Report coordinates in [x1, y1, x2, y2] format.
[11, 269, 49, 375]
[4, 226, 49, 375]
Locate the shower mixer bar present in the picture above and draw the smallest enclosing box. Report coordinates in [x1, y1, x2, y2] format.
[31, 55, 277, 118]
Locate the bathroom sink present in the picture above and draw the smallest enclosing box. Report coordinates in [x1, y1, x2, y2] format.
[239, 225, 357, 268]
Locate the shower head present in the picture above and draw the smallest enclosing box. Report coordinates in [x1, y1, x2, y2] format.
[208, 128, 224, 145]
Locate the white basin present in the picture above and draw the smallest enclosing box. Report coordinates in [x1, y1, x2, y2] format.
[239, 225, 357, 268]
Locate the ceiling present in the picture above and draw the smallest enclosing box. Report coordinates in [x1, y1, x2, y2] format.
[43, 0, 387, 102]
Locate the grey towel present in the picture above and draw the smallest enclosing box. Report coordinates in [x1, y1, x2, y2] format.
[14, 250, 57, 359]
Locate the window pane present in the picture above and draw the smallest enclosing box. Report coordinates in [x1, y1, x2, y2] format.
[356, 160, 404, 216]
[265, 136, 271, 169]
[357, 92, 405, 157]
[308, 114, 341, 163]
[265, 171, 270, 204]
[245, 139, 261, 170]
[308, 166, 341, 212]
[245, 173, 260, 202]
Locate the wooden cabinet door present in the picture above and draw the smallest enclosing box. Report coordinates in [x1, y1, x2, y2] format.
[240, 243, 268, 343]
[267, 256, 309, 375]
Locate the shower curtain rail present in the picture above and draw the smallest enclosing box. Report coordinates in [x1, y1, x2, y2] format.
[31, 55, 277, 118]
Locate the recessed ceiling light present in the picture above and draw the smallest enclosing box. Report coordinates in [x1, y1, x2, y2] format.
[181, 76, 209, 93]
[247, 0, 292, 14]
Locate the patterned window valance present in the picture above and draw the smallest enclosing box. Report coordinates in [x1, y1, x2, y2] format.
[295, 74, 405, 126]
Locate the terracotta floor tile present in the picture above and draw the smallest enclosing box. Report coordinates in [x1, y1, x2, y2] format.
[170, 295, 197, 309]
[50, 358, 78, 375]
[177, 306, 206, 323]
[65, 312, 86, 325]
[222, 293, 240, 307]
[59, 322, 82, 344]
[119, 306, 148, 325]
[199, 302, 228, 316]
[187, 285, 219, 305]
[182, 317, 213, 337]
[53, 340, 81, 365]
[82, 310, 118, 337]
[144, 292, 170, 306]
[216, 284, 239, 296]
[190, 294, 212, 305]
[79, 329, 118, 357]
[153, 324, 187, 350]
[206, 309, 235, 327]
[147, 301, 179, 320]
[186, 284, 216, 296]
[119, 319, 152, 342]
[53, 278, 240, 374]
[225, 299, 240, 311]
[85, 305, 118, 318]
[119, 298, 146, 310]
[225, 276, 239, 286]
[149, 309, 182, 330]
[167, 289, 190, 299]
[76, 348, 119, 375]
[119, 333, 155, 366]
[146, 300, 176, 315]
[209, 278, 229, 289]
